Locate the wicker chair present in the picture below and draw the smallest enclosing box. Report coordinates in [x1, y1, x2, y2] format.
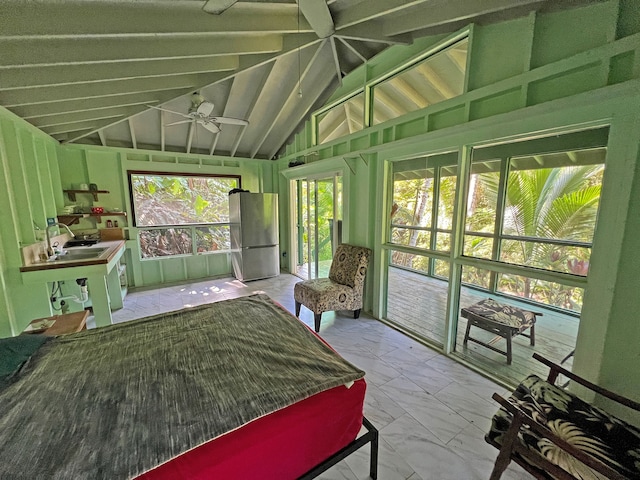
[294, 244, 371, 332]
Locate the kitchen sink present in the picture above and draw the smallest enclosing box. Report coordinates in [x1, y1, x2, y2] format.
[64, 238, 99, 247]
[56, 247, 108, 261]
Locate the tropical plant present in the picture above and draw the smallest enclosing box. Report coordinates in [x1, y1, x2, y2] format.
[481, 165, 603, 308]
[130, 174, 238, 258]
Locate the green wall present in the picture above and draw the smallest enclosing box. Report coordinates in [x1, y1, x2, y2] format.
[56, 145, 275, 291]
[0, 109, 274, 336]
[276, 0, 640, 419]
[0, 108, 62, 336]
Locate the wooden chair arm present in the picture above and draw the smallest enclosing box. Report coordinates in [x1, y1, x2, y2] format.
[492, 393, 628, 480]
[532, 353, 640, 412]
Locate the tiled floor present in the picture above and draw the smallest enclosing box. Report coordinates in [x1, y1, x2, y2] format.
[92, 273, 530, 480]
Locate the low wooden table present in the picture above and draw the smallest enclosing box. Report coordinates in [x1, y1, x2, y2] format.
[22, 310, 89, 336]
[461, 298, 540, 365]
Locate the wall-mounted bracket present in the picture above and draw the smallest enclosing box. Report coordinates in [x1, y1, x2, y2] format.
[343, 155, 370, 175]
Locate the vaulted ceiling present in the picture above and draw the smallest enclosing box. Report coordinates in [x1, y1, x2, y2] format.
[0, 0, 603, 160]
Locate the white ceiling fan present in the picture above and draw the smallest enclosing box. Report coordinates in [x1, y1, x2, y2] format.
[147, 93, 248, 134]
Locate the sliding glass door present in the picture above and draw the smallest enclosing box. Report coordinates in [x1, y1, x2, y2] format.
[293, 174, 342, 279]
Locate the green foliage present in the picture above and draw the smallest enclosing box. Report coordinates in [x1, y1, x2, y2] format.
[194, 195, 210, 216]
[131, 174, 238, 227]
[132, 174, 238, 258]
[390, 158, 603, 312]
[298, 178, 341, 266]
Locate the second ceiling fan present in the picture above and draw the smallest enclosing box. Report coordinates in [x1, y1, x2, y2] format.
[148, 93, 248, 134]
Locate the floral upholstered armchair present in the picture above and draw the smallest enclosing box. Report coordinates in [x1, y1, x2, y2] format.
[294, 244, 371, 332]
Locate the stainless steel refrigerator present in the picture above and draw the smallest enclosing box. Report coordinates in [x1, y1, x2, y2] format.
[229, 192, 280, 281]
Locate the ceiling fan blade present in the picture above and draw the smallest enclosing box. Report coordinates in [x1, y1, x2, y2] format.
[195, 101, 215, 117]
[209, 116, 249, 126]
[202, 0, 238, 14]
[147, 104, 192, 119]
[164, 120, 192, 127]
[200, 121, 220, 134]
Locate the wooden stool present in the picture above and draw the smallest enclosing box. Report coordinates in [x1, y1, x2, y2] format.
[461, 299, 540, 365]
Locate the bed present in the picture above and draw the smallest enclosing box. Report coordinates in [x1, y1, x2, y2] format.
[0, 294, 377, 479]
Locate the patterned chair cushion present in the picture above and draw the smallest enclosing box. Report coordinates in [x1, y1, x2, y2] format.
[294, 244, 371, 316]
[462, 298, 538, 329]
[487, 374, 640, 479]
[329, 244, 370, 289]
[293, 278, 357, 314]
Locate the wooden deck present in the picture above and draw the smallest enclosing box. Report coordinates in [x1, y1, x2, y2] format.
[387, 266, 578, 386]
[295, 262, 578, 386]
[295, 259, 332, 279]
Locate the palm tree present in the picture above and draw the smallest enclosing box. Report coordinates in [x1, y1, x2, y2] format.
[483, 165, 602, 305]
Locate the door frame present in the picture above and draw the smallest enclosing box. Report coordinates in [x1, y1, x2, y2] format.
[286, 167, 346, 279]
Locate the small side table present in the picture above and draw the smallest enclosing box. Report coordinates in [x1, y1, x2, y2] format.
[22, 310, 89, 336]
[461, 298, 540, 365]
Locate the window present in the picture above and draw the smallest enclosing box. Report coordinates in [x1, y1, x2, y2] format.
[389, 152, 458, 276]
[372, 37, 468, 126]
[463, 140, 606, 312]
[316, 91, 365, 145]
[128, 172, 240, 258]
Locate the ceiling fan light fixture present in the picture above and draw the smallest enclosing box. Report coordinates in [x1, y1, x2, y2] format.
[202, 0, 238, 15]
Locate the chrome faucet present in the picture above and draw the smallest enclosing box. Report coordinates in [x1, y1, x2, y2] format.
[46, 222, 75, 257]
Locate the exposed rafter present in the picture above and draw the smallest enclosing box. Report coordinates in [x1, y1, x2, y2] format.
[336, 37, 368, 63]
[329, 36, 343, 85]
[0, 0, 599, 159]
[297, 0, 335, 38]
[334, 0, 431, 30]
[383, 0, 547, 36]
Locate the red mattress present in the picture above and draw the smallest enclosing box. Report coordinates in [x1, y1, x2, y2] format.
[137, 378, 366, 479]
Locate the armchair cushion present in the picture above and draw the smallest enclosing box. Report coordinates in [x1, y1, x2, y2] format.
[293, 278, 357, 314]
[328, 244, 370, 289]
[294, 244, 371, 332]
[488, 374, 640, 479]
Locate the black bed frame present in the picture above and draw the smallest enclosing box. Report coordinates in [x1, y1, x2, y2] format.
[299, 416, 379, 480]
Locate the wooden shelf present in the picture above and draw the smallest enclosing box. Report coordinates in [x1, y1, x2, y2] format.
[58, 212, 127, 226]
[63, 189, 109, 201]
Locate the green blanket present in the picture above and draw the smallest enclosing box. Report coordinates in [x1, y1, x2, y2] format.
[0, 294, 365, 479]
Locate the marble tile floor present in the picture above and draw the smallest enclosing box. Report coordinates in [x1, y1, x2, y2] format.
[87, 273, 530, 480]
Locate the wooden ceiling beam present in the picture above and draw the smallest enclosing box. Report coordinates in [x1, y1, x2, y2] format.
[0, 57, 240, 90]
[28, 102, 155, 128]
[0, 36, 281, 67]
[329, 36, 343, 85]
[63, 37, 322, 144]
[334, 22, 412, 45]
[265, 62, 337, 160]
[42, 117, 123, 136]
[335, 0, 431, 30]
[251, 40, 330, 158]
[336, 37, 368, 63]
[383, 0, 546, 36]
[11, 91, 176, 118]
[297, 0, 334, 38]
[1, 77, 201, 107]
[0, 2, 308, 37]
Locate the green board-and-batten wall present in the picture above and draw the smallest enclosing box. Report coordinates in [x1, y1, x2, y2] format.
[0, 103, 276, 337]
[276, 0, 640, 421]
[0, 110, 63, 336]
